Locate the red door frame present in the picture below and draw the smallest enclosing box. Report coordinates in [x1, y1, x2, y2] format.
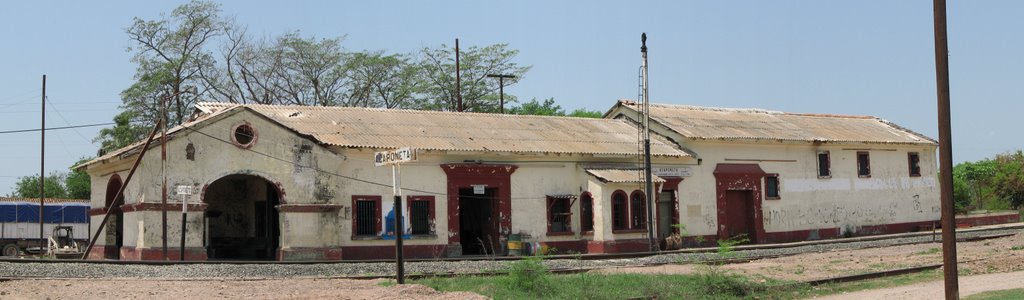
[655, 177, 683, 236]
[713, 164, 766, 243]
[440, 164, 518, 248]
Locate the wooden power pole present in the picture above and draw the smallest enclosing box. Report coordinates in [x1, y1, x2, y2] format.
[932, 0, 959, 298]
[39, 74, 46, 251]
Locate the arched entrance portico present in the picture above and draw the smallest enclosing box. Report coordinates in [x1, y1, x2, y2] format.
[203, 174, 281, 260]
[104, 175, 124, 259]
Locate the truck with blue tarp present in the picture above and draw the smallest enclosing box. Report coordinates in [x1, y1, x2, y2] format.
[1, 200, 89, 256]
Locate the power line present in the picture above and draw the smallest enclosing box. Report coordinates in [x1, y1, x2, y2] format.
[45, 96, 92, 143]
[0, 123, 114, 135]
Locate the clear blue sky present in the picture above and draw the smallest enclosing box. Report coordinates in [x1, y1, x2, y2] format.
[1, 1, 1021, 196]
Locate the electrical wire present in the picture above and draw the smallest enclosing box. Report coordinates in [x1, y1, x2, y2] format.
[0, 123, 115, 135]
[0, 91, 41, 110]
[45, 96, 93, 143]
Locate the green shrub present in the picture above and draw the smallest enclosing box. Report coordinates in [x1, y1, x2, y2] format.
[505, 256, 550, 295]
[696, 270, 762, 297]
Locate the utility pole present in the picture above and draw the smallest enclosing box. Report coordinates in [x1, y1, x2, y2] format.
[932, 0, 959, 298]
[641, 33, 656, 252]
[393, 164, 405, 283]
[161, 94, 168, 260]
[456, 39, 462, 112]
[486, 74, 516, 114]
[39, 74, 46, 252]
[180, 192, 187, 261]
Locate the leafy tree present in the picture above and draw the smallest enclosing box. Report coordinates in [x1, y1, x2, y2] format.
[509, 98, 564, 116]
[418, 43, 530, 112]
[12, 172, 67, 199]
[952, 173, 972, 214]
[202, 25, 283, 105]
[509, 98, 604, 119]
[567, 108, 604, 118]
[271, 32, 349, 106]
[952, 153, 1024, 213]
[124, 0, 228, 129]
[955, 159, 997, 211]
[94, 110, 150, 155]
[346, 51, 423, 109]
[992, 151, 1024, 209]
[65, 157, 93, 200]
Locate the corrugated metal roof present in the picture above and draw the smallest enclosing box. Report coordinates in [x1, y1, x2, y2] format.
[615, 100, 936, 145]
[195, 102, 692, 157]
[585, 169, 666, 183]
[77, 105, 243, 169]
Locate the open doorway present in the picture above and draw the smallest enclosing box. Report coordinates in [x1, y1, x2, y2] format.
[458, 187, 498, 256]
[204, 174, 280, 260]
[103, 175, 124, 259]
[657, 190, 676, 241]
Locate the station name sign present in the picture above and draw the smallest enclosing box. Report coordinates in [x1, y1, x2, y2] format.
[374, 148, 417, 166]
[652, 166, 693, 177]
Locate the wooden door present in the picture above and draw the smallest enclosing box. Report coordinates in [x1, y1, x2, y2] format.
[724, 190, 755, 240]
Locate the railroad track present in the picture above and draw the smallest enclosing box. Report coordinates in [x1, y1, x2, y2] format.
[0, 224, 1019, 281]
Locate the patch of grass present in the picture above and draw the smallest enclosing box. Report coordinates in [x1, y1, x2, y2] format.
[378, 280, 396, 287]
[417, 272, 805, 299]
[964, 288, 1024, 300]
[916, 247, 942, 255]
[1011, 245, 1024, 251]
[801, 269, 944, 298]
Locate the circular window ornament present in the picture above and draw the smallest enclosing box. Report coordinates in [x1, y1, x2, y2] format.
[231, 123, 257, 149]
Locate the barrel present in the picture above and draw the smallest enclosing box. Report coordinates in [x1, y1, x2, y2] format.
[507, 234, 523, 256]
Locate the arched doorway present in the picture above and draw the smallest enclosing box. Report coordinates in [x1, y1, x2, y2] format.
[203, 174, 281, 260]
[104, 175, 124, 259]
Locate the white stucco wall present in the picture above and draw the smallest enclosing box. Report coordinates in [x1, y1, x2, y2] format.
[674, 141, 939, 237]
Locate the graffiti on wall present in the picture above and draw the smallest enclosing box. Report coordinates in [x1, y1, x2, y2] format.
[763, 195, 937, 228]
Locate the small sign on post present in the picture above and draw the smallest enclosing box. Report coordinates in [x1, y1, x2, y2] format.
[175, 185, 193, 196]
[374, 148, 416, 284]
[175, 185, 192, 261]
[374, 147, 416, 166]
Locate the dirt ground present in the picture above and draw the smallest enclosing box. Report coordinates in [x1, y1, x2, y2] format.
[0, 278, 486, 300]
[595, 231, 1024, 282]
[815, 270, 1024, 299]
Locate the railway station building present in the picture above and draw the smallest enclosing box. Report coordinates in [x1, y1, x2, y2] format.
[78, 100, 941, 261]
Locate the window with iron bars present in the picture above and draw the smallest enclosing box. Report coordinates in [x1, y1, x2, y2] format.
[408, 196, 434, 235]
[353, 196, 380, 236]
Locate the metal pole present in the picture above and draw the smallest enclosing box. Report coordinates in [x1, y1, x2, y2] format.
[162, 95, 168, 260]
[393, 164, 405, 284]
[641, 33, 656, 251]
[487, 74, 516, 114]
[456, 39, 462, 112]
[180, 193, 187, 261]
[40, 74, 46, 252]
[932, 0, 959, 298]
[82, 120, 163, 259]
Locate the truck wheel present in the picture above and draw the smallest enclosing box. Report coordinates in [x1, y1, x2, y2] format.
[1, 244, 18, 257]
